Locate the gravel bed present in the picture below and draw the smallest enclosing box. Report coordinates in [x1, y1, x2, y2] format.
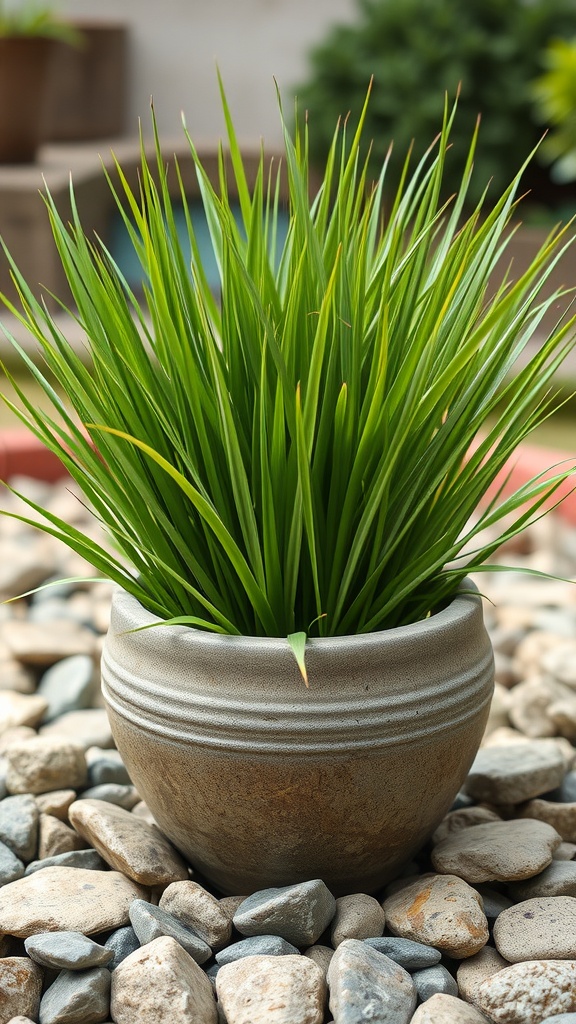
[1, 477, 576, 1023]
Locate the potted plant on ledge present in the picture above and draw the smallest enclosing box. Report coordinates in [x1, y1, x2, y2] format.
[0, 0, 80, 163]
[0, 82, 575, 895]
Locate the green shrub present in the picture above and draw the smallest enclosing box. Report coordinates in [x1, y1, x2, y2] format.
[297, 0, 576, 206]
[532, 37, 576, 183]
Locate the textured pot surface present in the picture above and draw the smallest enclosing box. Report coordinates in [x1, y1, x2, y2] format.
[101, 583, 494, 895]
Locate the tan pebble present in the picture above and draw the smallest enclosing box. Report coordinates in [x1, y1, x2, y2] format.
[509, 861, 576, 900]
[0, 956, 42, 1022]
[432, 806, 502, 846]
[0, 692, 47, 734]
[159, 880, 232, 950]
[34, 789, 77, 821]
[39, 709, 114, 749]
[465, 740, 567, 804]
[456, 945, 510, 1002]
[4, 737, 87, 795]
[507, 677, 569, 738]
[218, 895, 248, 921]
[303, 945, 334, 977]
[481, 727, 534, 748]
[549, 695, 576, 740]
[410, 992, 492, 1023]
[474, 959, 576, 1023]
[432, 819, 561, 883]
[38, 813, 87, 859]
[217, 954, 325, 1024]
[0, 619, 97, 665]
[0, 727, 36, 753]
[0, 866, 147, 937]
[382, 873, 488, 959]
[518, 799, 576, 842]
[494, 897, 576, 961]
[542, 642, 576, 687]
[484, 683, 513, 737]
[330, 893, 385, 946]
[513, 631, 566, 677]
[130, 801, 158, 827]
[69, 798, 189, 886]
[553, 737, 576, 770]
[0, 660, 36, 694]
[111, 935, 217, 1024]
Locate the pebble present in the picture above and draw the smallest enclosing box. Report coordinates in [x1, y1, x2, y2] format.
[159, 879, 232, 949]
[39, 709, 113, 749]
[34, 789, 77, 821]
[38, 966, 111, 1024]
[38, 813, 86, 859]
[0, 692, 48, 734]
[0, 727, 36, 754]
[431, 819, 562, 882]
[0, 956, 43, 1023]
[0, 866, 148, 937]
[111, 935, 217, 1024]
[473, 960, 576, 1023]
[4, 737, 87, 795]
[493, 897, 576, 961]
[464, 740, 568, 804]
[456, 944, 510, 1003]
[79, 784, 139, 810]
[540, 1016, 576, 1024]
[302, 944, 334, 976]
[410, 993, 497, 1022]
[327, 939, 416, 1023]
[518, 799, 576, 841]
[509, 861, 576, 899]
[0, 794, 38, 862]
[431, 806, 502, 845]
[128, 898, 212, 964]
[216, 934, 301, 965]
[233, 880, 336, 947]
[382, 874, 489, 958]
[0, 838, 24, 884]
[86, 750, 131, 787]
[103, 926, 141, 971]
[24, 930, 114, 969]
[329, 892, 385, 946]
[217, 953, 326, 1024]
[363, 936, 442, 970]
[68, 798, 189, 886]
[24, 848, 105, 875]
[412, 964, 459, 1000]
[36, 654, 95, 722]
[475, 884, 514, 920]
[0, 619, 97, 665]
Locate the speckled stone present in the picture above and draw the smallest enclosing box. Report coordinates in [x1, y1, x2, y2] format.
[327, 939, 416, 1024]
[0, 691, 48, 733]
[39, 709, 113, 749]
[0, 956, 43, 1023]
[217, 953, 326, 1024]
[329, 893, 386, 946]
[128, 899, 212, 964]
[25, 930, 114, 969]
[494, 897, 576, 962]
[233, 880, 336, 947]
[1, 620, 97, 666]
[38, 966, 111, 1024]
[0, 794, 38, 862]
[431, 819, 562, 882]
[216, 935, 300, 966]
[303, 945, 334, 977]
[34, 789, 77, 821]
[474, 960, 576, 1023]
[38, 813, 87, 859]
[159, 880, 232, 950]
[383, 874, 489, 959]
[68, 798, 189, 886]
[79, 784, 140, 810]
[36, 654, 95, 722]
[410, 993, 495, 1023]
[111, 936, 217, 1024]
[474, 885, 513, 921]
[464, 741, 568, 804]
[363, 936, 441, 970]
[87, 751, 130, 787]
[432, 807, 502, 845]
[0, 866, 148, 937]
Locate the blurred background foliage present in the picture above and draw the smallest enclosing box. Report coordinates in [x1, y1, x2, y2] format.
[296, 0, 576, 212]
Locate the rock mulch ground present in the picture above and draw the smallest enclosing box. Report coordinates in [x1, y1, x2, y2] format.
[1, 478, 576, 1022]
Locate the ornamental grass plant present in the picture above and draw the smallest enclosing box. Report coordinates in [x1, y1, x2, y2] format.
[1, 82, 575, 658]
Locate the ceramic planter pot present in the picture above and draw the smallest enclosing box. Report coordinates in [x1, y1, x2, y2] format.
[101, 581, 494, 895]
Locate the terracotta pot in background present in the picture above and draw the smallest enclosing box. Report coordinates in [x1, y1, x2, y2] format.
[101, 582, 494, 896]
[0, 36, 53, 163]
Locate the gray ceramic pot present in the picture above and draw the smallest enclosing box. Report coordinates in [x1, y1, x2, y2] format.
[101, 581, 494, 895]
